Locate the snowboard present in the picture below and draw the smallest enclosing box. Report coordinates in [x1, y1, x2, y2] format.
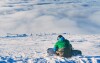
[47, 48, 82, 56]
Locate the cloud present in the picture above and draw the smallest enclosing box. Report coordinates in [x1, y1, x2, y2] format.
[0, 0, 100, 36]
[0, 10, 82, 35]
[88, 11, 100, 26]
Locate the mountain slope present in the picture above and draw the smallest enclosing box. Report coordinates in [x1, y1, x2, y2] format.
[0, 34, 100, 63]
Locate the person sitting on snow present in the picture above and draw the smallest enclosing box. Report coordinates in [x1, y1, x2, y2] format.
[53, 35, 72, 58]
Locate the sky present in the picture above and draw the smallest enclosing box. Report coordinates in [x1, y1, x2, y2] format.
[0, 0, 100, 36]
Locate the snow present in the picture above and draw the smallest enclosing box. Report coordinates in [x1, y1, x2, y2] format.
[0, 34, 100, 63]
[0, 0, 100, 62]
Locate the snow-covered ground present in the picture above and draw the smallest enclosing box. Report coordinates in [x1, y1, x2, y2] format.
[0, 0, 100, 62]
[0, 33, 100, 63]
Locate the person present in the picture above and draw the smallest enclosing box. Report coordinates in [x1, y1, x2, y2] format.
[53, 35, 72, 58]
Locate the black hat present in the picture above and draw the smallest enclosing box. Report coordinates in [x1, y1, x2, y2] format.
[58, 35, 63, 38]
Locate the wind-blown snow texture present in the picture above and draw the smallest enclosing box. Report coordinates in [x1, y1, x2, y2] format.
[0, 33, 100, 63]
[0, 0, 100, 36]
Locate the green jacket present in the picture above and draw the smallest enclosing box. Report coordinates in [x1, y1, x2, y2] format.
[54, 39, 71, 51]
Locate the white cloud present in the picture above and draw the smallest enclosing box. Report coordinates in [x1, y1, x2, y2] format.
[0, 0, 100, 36]
[88, 11, 100, 26]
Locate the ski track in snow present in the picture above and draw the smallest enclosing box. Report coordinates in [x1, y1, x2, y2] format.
[0, 34, 100, 63]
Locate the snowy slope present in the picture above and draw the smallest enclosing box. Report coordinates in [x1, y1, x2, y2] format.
[0, 0, 100, 62]
[0, 34, 100, 63]
[0, 0, 100, 36]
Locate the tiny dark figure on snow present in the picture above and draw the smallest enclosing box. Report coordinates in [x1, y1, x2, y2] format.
[53, 35, 72, 58]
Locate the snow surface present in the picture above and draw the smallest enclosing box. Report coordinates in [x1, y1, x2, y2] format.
[0, 0, 100, 62]
[0, 33, 100, 63]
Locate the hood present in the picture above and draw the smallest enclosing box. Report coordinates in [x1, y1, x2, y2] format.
[58, 37, 65, 42]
